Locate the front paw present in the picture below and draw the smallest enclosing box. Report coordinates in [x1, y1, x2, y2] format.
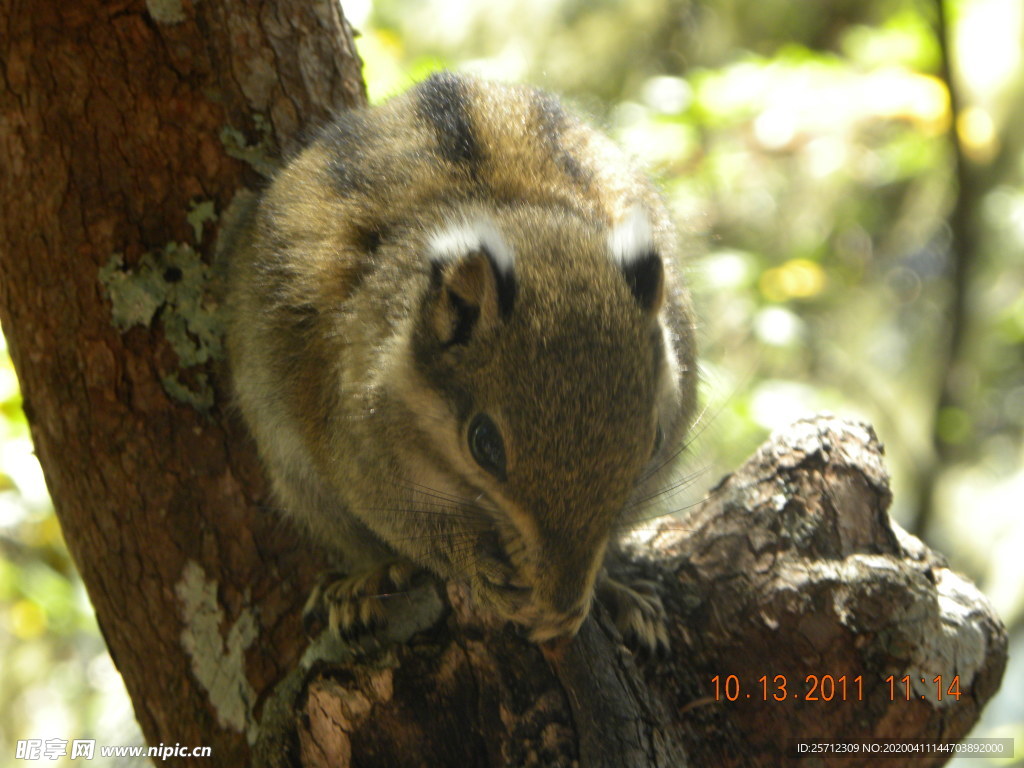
[597, 572, 670, 657]
[302, 559, 425, 640]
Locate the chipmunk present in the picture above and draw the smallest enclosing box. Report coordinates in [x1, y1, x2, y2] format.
[226, 72, 697, 652]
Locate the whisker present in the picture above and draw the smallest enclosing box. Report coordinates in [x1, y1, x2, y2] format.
[383, 475, 499, 516]
[638, 394, 724, 486]
[352, 504, 487, 521]
[627, 463, 712, 511]
[622, 480, 733, 533]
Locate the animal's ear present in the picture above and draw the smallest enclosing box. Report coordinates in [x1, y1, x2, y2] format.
[426, 218, 516, 346]
[608, 205, 664, 313]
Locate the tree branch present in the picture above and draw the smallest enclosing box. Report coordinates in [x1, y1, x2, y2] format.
[910, 0, 983, 538]
[259, 416, 1006, 767]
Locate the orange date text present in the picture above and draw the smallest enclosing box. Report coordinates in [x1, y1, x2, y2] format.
[710, 674, 963, 703]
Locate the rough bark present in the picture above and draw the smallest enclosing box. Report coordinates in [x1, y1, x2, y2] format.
[0, 3, 1006, 767]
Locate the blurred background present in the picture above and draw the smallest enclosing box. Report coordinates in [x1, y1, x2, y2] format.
[1, 0, 1021, 764]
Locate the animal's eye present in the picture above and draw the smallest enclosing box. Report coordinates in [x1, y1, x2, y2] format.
[652, 423, 664, 457]
[468, 413, 506, 480]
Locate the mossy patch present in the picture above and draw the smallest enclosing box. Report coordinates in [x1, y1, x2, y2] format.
[100, 202, 225, 411]
[175, 560, 258, 739]
[145, 0, 186, 25]
[220, 113, 278, 178]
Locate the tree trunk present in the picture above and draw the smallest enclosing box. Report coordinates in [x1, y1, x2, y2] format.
[0, 3, 1006, 767]
[0, 0, 364, 762]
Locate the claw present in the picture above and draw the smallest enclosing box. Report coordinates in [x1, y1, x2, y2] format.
[597, 572, 671, 657]
[302, 560, 423, 641]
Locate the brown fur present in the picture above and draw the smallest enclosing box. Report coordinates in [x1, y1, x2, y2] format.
[227, 73, 697, 644]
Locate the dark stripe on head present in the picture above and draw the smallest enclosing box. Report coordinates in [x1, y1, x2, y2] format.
[319, 113, 371, 193]
[531, 89, 591, 186]
[621, 249, 663, 311]
[416, 72, 481, 169]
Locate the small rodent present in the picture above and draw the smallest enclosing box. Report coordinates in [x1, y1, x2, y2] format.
[226, 72, 697, 651]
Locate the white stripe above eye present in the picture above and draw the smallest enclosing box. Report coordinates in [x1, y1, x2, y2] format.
[427, 216, 515, 274]
[607, 204, 655, 265]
